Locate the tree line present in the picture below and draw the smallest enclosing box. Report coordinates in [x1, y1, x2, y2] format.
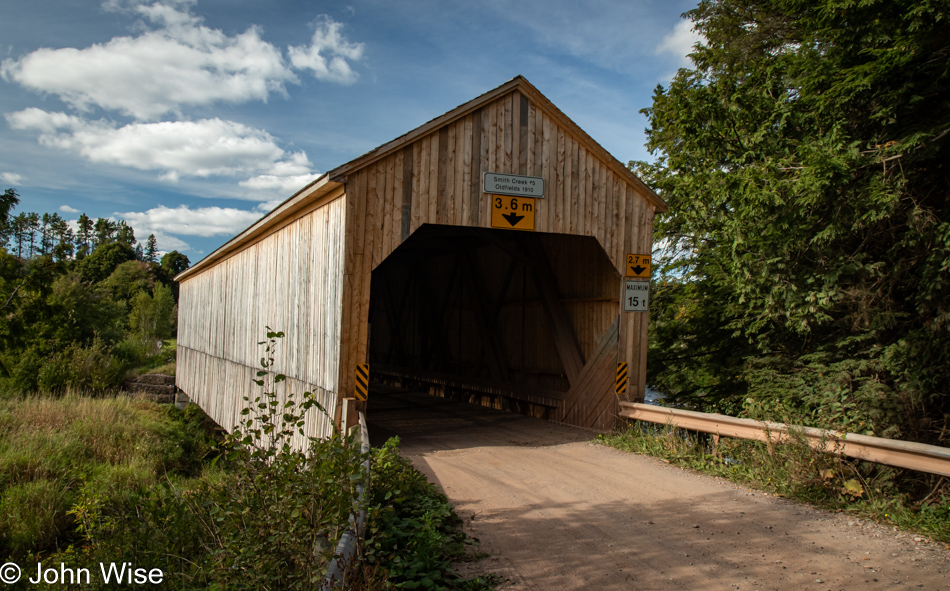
[637, 0, 949, 446]
[0, 188, 191, 393]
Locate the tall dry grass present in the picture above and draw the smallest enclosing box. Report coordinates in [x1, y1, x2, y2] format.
[0, 394, 217, 559]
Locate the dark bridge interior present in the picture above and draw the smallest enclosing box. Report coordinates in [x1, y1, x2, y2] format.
[367, 224, 621, 420]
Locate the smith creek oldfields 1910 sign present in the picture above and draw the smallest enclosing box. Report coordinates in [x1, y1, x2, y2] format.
[483, 172, 545, 197]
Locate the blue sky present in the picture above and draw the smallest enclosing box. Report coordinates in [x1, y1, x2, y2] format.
[1, 0, 700, 258]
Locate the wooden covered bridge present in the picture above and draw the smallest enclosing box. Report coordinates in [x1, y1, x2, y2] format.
[175, 76, 668, 442]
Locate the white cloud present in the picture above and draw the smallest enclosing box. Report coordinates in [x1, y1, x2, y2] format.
[1, 3, 293, 120]
[656, 19, 703, 66]
[59, 205, 80, 213]
[288, 16, 364, 84]
[0, 172, 24, 185]
[239, 151, 321, 196]
[115, 204, 263, 238]
[6, 108, 317, 193]
[1, 3, 363, 120]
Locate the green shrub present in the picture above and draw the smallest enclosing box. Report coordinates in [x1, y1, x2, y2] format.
[72, 329, 364, 590]
[36, 339, 128, 393]
[362, 437, 489, 590]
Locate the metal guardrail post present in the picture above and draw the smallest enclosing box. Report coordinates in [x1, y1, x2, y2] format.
[321, 412, 371, 590]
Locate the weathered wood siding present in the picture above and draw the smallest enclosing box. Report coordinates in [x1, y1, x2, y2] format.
[177, 195, 346, 443]
[337, 89, 657, 426]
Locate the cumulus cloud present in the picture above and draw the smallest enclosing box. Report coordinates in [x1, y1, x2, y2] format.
[0, 172, 24, 185]
[288, 16, 364, 84]
[116, 204, 263, 238]
[1, 4, 292, 120]
[59, 205, 80, 213]
[6, 108, 318, 192]
[0, 3, 364, 120]
[239, 151, 321, 196]
[656, 19, 703, 66]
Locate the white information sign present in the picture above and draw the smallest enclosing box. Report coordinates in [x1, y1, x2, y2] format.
[483, 172, 544, 198]
[623, 280, 650, 312]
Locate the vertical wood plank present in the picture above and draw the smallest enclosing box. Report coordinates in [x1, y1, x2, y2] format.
[384, 154, 397, 262]
[479, 108, 491, 228]
[555, 127, 565, 233]
[584, 150, 593, 236]
[565, 135, 576, 234]
[370, 163, 383, 268]
[519, 93, 529, 175]
[592, 159, 602, 248]
[503, 93, 513, 173]
[445, 123, 457, 225]
[437, 128, 449, 224]
[469, 109, 482, 227]
[527, 101, 536, 176]
[488, 100, 498, 174]
[511, 92, 521, 174]
[461, 114, 473, 226]
[541, 114, 554, 233]
[401, 145, 413, 242]
[428, 133, 440, 223]
[410, 142, 424, 233]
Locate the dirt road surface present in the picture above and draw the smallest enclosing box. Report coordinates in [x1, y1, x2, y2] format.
[367, 388, 950, 590]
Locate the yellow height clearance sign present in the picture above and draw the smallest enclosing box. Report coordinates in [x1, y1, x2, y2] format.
[625, 254, 651, 279]
[491, 195, 536, 231]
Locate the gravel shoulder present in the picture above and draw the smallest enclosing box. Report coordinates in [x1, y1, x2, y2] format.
[367, 389, 950, 590]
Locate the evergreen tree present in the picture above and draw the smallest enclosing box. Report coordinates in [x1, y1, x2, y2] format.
[11, 213, 30, 259]
[0, 189, 19, 246]
[75, 213, 93, 258]
[93, 217, 116, 247]
[40, 213, 56, 256]
[638, 0, 950, 441]
[50, 215, 74, 261]
[144, 234, 158, 263]
[24, 212, 39, 258]
[116, 220, 135, 248]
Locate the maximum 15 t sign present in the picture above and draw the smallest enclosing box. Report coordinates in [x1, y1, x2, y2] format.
[623, 253, 651, 312]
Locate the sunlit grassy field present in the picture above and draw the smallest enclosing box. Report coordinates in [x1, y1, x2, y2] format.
[0, 394, 216, 559]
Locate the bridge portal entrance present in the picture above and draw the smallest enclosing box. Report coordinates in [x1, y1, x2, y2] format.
[366, 224, 622, 429]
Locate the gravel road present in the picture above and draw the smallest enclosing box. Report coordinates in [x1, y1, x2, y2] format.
[367, 388, 950, 590]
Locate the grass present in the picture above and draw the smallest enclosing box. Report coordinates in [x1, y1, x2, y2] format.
[600, 422, 950, 544]
[0, 394, 217, 560]
[141, 361, 176, 375]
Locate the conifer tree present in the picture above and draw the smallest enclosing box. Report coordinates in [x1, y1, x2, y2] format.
[144, 234, 159, 263]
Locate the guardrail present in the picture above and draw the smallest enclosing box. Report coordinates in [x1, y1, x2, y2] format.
[321, 411, 371, 590]
[618, 402, 950, 478]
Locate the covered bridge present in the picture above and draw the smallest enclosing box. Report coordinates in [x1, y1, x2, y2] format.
[175, 76, 668, 442]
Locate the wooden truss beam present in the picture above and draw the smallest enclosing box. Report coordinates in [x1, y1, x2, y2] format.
[524, 235, 584, 385]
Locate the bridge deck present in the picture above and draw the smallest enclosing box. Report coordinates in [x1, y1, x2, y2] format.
[367, 388, 950, 590]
